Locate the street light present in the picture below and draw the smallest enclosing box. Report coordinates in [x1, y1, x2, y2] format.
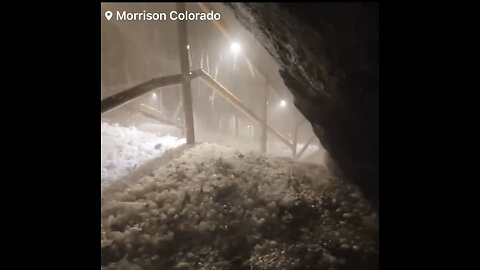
[230, 42, 241, 71]
[230, 42, 241, 54]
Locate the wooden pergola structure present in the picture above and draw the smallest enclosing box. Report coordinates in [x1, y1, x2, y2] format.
[101, 3, 318, 160]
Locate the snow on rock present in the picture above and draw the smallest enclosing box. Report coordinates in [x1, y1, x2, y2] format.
[101, 143, 378, 270]
[101, 122, 186, 186]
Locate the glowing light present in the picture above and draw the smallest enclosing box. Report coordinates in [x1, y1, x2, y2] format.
[152, 93, 156, 98]
[230, 42, 241, 54]
[280, 100, 287, 107]
[186, 44, 190, 50]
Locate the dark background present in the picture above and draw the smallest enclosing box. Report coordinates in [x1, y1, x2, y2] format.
[3, 2, 466, 269]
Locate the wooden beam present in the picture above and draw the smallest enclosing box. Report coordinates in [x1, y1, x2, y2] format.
[296, 135, 316, 160]
[100, 67, 295, 152]
[139, 103, 164, 120]
[197, 2, 288, 100]
[139, 103, 183, 129]
[198, 3, 230, 38]
[292, 117, 299, 159]
[101, 69, 204, 116]
[292, 115, 307, 159]
[101, 74, 183, 114]
[177, 2, 195, 145]
[195, 69, 293, 149]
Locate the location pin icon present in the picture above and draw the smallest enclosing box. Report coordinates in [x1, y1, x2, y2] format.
[105, 11, 113, 21]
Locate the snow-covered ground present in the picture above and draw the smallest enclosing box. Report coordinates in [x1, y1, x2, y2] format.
[101, 122, 186, 186]
[194, 126, 327, 164]
[101, 143, 378, 270]
[268, 140, 326, 162]
[101, 116, 326, 187]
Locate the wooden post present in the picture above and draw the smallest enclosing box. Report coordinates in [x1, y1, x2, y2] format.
[261, 81, 268, 152]
[292, 115, 305, 159]
[176, 2, 195, 144]
[292, 117, 298, 159]
[195, 69, 293, 149]
[296, 134, 316, 160]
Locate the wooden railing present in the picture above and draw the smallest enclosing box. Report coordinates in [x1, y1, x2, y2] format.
[101, 73, 201, 114]
[99, 68, 308, 156]
[101, 2, 316, 159]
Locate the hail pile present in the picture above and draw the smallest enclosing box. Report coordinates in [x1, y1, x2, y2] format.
[101, 144, 378, 270]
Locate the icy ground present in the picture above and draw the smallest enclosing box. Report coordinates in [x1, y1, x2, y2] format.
[101, 122, 186, 186]
[101, 144, 379, 270]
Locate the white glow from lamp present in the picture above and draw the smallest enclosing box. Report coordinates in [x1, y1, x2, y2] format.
[280, 100, 287, 107]
[230, 42, 241, 54]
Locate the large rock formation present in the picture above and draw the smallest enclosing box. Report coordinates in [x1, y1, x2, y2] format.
[227, 3, 379, 209]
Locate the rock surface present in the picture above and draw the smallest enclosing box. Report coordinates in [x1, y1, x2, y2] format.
[226, 3, 379, 209]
